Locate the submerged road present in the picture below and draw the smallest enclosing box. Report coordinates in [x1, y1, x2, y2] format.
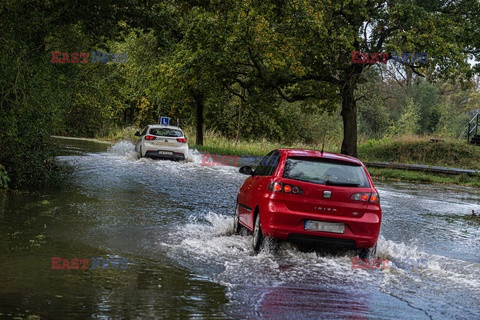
[0, 139, 479, 319]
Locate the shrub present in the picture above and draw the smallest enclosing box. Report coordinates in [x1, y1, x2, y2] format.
[0, 165, 9, 189]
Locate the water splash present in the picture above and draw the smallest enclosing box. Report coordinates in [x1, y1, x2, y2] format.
[184, 148, 201, 163]
[108, 140, 138, 159]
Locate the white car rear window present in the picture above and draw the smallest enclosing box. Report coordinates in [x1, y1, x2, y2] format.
[149, 128, 183, 137]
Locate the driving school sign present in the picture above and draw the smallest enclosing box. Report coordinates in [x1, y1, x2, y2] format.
[160, 116, 170, 125]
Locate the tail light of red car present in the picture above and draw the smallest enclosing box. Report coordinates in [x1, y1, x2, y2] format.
[350, 192, 380, 204]
[145, 135, 156, 140]
[176, 138, 187, 143]
[268, 182, 304, 194]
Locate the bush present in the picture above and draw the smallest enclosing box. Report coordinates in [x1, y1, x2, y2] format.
[0, 165, 10, 189]
[386, 98, 421, 137]
[0, 34, 71, 189]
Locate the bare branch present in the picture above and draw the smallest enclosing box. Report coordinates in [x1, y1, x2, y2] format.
[407, 64, 426, 77]
[223, 82, 247, 102]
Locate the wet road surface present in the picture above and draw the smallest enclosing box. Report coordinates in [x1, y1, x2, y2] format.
[0, 139, 479, 319]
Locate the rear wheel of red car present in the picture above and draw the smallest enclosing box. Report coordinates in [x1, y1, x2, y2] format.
[358, 243, 377, 260]
[233, 203, 242, 235]
[252, 214, 263, 253]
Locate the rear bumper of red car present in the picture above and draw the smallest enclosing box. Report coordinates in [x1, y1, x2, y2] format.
[259, 200, 381, 249]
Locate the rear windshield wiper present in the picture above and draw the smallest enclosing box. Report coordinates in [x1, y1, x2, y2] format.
[325, 180, 360, 187]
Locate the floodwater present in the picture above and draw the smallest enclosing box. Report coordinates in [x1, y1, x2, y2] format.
[0, 139, 479, 319]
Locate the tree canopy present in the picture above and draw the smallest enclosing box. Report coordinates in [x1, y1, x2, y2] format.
[1, 0, 480, 187]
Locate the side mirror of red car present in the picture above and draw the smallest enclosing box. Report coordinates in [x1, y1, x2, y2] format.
[239, 166, 253, 175]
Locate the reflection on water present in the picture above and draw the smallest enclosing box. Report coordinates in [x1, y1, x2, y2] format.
[0, 139, 479, 319]
[0, 139, 228, 319]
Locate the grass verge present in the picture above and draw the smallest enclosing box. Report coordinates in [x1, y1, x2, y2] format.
[359, 136, 480, 170]
[185, 128, 340, 156]
[96, 126, 139, 143]
[366, 168, 480, 187]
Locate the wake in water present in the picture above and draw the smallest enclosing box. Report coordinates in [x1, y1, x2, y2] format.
[108, 140, 139, 160]
[104, 142, 480, 298]
[164, 210, 480, 314]
[57, 138, 480, 319]
[107, 140, 211, 165]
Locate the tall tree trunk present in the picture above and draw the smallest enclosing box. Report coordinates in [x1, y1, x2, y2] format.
[406, 67, 413, 87]
[194, 92, 204, 146]
[340, 79, 358, 157]
[235, 87, 245, 143]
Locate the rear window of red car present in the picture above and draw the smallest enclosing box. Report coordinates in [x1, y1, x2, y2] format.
[283, 157, 370, 187]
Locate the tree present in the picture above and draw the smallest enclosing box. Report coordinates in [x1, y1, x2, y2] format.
[0, 0, 139, 187]
[149, 6, 229, 145]
[190, 0, 480, 156]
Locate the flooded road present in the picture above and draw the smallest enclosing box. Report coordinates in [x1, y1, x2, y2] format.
[1, 139, 479, 319]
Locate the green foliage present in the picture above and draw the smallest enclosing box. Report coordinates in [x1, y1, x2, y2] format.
[436, 101, 472, 139]
[0, 0, 134, 188]
[405, 82, 441, 134]
[358, 103, 391, 139]
[2, 0, 480, 187]
[0, 8, 68, 188]
[0, 165, 10, 189]
[387, 98, 421, 136]
[357, 72, 477, 141]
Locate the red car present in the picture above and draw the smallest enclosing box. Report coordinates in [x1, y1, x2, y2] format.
[234, 149, 381, 258]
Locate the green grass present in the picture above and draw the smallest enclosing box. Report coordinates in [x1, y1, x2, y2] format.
[366, 168, 480, 187]
[359, 136, 480, 170]
[463, 212, 480, 225]
[184, 127, 341, 156]
[96, 126, 139, 143]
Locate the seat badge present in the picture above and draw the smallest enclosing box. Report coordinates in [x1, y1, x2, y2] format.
[323, 190, 332, 199]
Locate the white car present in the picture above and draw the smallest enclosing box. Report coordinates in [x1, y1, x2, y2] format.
[135, 125, 189, 160]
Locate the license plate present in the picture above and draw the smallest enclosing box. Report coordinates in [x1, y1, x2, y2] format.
[153, 142, 177, 147]
[305, 220, 344, 234]
[158, 151, 173, 155]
